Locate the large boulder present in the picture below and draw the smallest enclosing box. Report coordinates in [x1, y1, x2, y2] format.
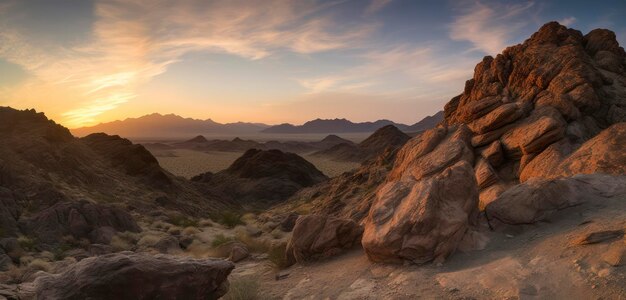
[361, 126, 479, 264]
[485, 174, 626, 224]
[286, 215, 363, 264]
[33, 252, 234, 300]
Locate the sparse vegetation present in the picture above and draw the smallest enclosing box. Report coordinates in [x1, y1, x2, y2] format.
[28, 259, 52, 272]
[234, 230, 270, 253]
[216, 211, 245, 228]
[211, 233, 235, 247]
[268, 244, 290, 269]
[168, 214, 199, 228]
[223, 277, 260, 300]
[182, 226, 201, 236]
[17, 235, 37, 251]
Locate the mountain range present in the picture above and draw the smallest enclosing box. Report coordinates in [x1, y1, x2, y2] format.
[70, 111, 443, 138]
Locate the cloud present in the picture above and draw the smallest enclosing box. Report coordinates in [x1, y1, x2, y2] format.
[365, 0, 392, 15]
[558, 16, 576, 27]
[296, 44, 474, 97]
[0, 0, 376, 127]
[449, 1, 536, 55]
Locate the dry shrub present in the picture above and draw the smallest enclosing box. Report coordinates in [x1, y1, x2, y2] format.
[17, 235, 37, 251]
[234, 230, 270, 253]
[151, 220, 172, 231]
[28, 259, 52, 272]
[187, 240, 227, 258]
[216, 211, 244, 228]
[137, 233, 163, 248]
[182, 226, 201, 236]
[199, 219, 214, 227]
[211, 234, 234, 247]
[167, 214, 199, 228]
[167, 226, 182, 235]
[268, 244, 290, 269]
[223, 277, 260, 300]
[110, 235, 134, 251]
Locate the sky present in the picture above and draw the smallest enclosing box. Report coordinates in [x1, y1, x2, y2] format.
[0, 0, 625, 128]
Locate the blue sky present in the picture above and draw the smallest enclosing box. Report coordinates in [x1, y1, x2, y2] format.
[0, 0, 624, 127]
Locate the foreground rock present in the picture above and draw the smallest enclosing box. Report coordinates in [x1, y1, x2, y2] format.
[362, 126, 479, 264]
[486, 174, 626, 224]
[286, 215, 363, 265]
[33, 252, 234, 300]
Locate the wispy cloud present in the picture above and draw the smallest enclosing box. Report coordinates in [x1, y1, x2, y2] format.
[449, 1, 536, 55]
[296, 44, 474, 96]
[558, 16, 577, 27]
[0, 0, 376, 127]
[365, 0, 392, 15]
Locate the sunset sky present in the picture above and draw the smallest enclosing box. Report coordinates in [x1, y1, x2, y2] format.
[1, 0, 625, 128]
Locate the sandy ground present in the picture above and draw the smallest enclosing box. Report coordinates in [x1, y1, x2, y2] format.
[227, 192, 626, 299]
[151, 149, 359, 178]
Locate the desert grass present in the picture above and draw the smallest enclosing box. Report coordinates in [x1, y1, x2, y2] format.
[223, 277, 260, 300]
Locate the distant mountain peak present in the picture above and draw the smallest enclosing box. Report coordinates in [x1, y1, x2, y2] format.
[186, 135, 208, 143]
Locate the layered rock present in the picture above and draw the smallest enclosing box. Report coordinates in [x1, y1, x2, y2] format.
[361, 126, 479, 263]
[286, 215, 363, 264]
[22, 200, 140, 246]
[442, 22, 626, 205]
[486, 174, 626, 224]
[33, 252, 234, 299]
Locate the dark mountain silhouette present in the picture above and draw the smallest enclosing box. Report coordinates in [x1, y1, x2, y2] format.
[261, 118, 410, 134]
[71, 113, 270, 138]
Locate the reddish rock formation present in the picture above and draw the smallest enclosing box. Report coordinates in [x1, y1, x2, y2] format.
[286, 215, 363, 264]
[361, 126, 479, 264]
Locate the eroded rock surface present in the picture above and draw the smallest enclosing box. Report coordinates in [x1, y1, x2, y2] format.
[33, 253, 234, 300]
[361, 126, 479, 264]
[286, 215, 363, 264]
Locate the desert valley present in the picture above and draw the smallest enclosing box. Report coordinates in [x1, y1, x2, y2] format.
[1, 2, 626, 300]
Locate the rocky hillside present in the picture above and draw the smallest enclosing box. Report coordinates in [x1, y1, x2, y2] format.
[279, 22, 626, 267]
[0, 107, 230, 246]
[192, 149, 328, 207]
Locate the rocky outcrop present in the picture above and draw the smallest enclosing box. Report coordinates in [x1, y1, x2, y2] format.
[441, 21, 626, 209]
[486, 174, 626, 224]
[22, 200, 141, 245]
[193, 149, 327, 206]
[361, 126, 479, 264]
[33, 252, 234, 299]
[286, 215, 363, 264]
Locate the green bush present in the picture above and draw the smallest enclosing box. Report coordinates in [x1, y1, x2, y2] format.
[211, 233, 234, 247]
[17, 236, 37, 251]
[223, 277, 260, 300]
[216, 211, 244, 228]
